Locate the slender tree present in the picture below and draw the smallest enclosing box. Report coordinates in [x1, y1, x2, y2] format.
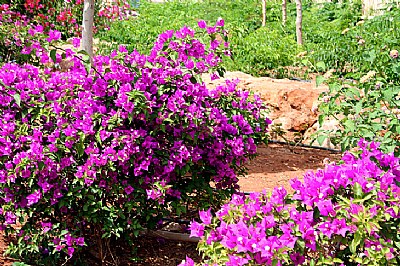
[295, 0, 303, 45]
[262, 0, 266, 27]
[82, 0, 95, 60]
[282, 0, 287, 26]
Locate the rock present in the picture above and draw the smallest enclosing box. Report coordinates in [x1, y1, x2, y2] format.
[204, 71, 336, 147]
[261, 85, 325, 132]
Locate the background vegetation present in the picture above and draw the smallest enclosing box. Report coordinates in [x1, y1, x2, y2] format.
[98, 0, 400, 78]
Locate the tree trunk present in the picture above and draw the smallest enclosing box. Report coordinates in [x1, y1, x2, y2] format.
[282, 0, 287, 26]
[295, 0, 303, 45]
[262, 0, 266, 27]
[82, 0, 95, 60]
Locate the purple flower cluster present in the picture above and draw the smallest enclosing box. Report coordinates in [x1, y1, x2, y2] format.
[0, 19, 270, 261]
[185, 139, 400, 265]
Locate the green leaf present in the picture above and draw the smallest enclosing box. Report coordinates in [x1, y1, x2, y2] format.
[77, 49, 90, 56]
[354, 101, 362, 114]
[353, 182, 363, 199]
[333, 258, 344, 263]
[95, 131, 102, 144]
[393, 205, 399, 215]
[317, 134, 328, 146]
[297, 239, 305, 250]
[301, 59, 309, 66]
[87, 195, 95, 201]
[189, 76, 197, 84]
[13, 94, 21, 107]
[353, 192, 373, 203]
[343, 119, 356, 132]
[354, 257, 363, 263]
[350, 231, 362, 253]
[316, 75, 326, 87]
[38, 161, 45, 171]
[395, 125, 400, 134]
[316, 61, 326, 71]
[84, 60, 92, 75]
[50, 49, 57, 63]
[76, 142, 84, 158]
[392, 63, 400, 74]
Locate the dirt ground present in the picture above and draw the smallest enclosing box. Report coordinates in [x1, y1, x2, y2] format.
[238, 143, 342, 193]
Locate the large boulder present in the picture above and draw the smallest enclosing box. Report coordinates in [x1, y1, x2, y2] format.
[204, 71, 337, 146]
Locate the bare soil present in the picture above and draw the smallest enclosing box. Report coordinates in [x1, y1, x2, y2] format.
[239, 143, 342, 193]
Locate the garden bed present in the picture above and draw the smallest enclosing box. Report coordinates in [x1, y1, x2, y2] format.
[0, 143, 341, 266]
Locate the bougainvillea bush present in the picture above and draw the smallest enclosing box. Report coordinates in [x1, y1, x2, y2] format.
[5, 0, 133, 36]
[0, 20, 270, 264]
[0, 1, 133, 64]
[183, 139, 400, 265]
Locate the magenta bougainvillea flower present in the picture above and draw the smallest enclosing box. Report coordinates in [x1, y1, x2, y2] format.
[186, 140, 400, 265]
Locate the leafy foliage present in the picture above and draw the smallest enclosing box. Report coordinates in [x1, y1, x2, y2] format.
[303, 6, 400, 78]
[312, 12, 400, 154]
[227, 27, 300, 77]
[317, 67, 400, 155]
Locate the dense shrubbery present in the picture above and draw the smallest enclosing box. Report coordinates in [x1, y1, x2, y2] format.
[0, 20, 270, 264]
[317, 52, 400, 155]
[0, 1, 133, 63]
[182, 140, 400, 265]
[313, 12, 400, 155]
[227, 27, 300, 77]
[304, 6, 400, 78]
[99, 0, 262, 51]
